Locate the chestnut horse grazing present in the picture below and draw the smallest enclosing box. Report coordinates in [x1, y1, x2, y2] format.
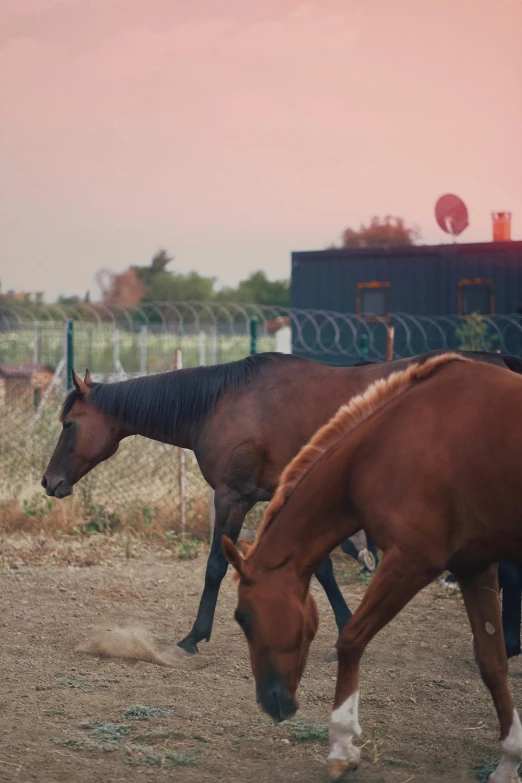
[224, 353, 522, 783]
[42, 350, 522, 658]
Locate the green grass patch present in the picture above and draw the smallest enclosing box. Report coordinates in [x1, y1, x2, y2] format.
[356, 569, 373, 585]
[52, 673, 122, 690]
[473, 761, 521, 782]
[291, 721, 329, 743]
[88, 722, 132, 741]
[56, 720, 133, 753]
[163, 532, 200, 560]
[125, 746, 201, 768]
[44, 708, 63, 717]
[122, 704, 170, 720]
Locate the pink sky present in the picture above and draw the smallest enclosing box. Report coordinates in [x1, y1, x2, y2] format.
[0, 0, 521, 301]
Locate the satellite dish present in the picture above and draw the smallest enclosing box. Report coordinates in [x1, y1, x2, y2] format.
[435, 194, 469, 237]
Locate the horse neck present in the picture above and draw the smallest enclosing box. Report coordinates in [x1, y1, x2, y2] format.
[93, 372, 200, 449]
[252, 452, 354, 578]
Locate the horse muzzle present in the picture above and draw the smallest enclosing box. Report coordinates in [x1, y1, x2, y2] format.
[41, 474, 72, 499]
[257, 674, 298, 723]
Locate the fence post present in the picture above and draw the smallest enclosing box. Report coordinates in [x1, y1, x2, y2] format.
[33, 324, 41, 365]
[386, 326, 395, 361]
[358, 333, 369, 362]
[140, 325, 148, 375]
[199, 330, 206, 366]
[174, 349, 186, 533]
[113, 327, 125, 377]
[88, 327, 93, 371]
[66, 319, 74, 391]
[210, 325, 217, 365]
[250, 316, 258, 354]
[113, 327, 119, 375]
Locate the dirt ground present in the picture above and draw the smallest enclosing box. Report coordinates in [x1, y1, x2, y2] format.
[1, 535, 520, 783]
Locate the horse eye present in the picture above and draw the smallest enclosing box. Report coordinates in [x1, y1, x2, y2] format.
[63, 421, 73, 430]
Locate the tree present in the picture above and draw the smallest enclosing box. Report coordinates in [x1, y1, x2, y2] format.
[144, 270, 216, 302]
[96, 267, 145, 306]
[216, 271, 289, 307]
[57, 295, 81, 306]
[339, 216, 421, 248]
[133, 248, 174, 288]
[94, 253, 290, 307]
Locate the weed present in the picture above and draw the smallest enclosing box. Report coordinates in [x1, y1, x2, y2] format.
[140, 506, 157, 528]
[383, 756, 413, 768]
[23, 495, 53, 520]
[456, 313, 499, 352]
[82, 503, 120, 534]
[123, 704, 170, 721]
[125, 746, 201, 768]
[164, 532, 200, 560]
[357, 569, 373, 585]
[474, 761, 521, 782]
[88, 722, 132, 741]
[54, 720, 132, 754]
[291, 721, 329, 743]
[52, 673, 122, 690]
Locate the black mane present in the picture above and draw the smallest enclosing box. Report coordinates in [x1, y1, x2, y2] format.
[61, 352, 301, 438]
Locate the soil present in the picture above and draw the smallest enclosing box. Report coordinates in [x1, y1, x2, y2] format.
[1, 535, 521, 783]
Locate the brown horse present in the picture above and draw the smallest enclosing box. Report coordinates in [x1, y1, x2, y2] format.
[42, 350, 522, 658]
[224, 353, 522, 783]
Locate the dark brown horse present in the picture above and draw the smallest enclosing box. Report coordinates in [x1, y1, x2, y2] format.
[42, 350, 522, 657]
[224, 353, 522, 783]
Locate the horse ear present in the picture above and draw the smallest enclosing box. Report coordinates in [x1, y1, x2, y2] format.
[72, 369, 89, 396]
[237, 539, 252, 557]
[84, 368, 92, 385]
[222, 536, 244, 575]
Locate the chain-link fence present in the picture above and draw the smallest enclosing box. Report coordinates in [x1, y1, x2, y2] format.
[1, 300, 521, 538]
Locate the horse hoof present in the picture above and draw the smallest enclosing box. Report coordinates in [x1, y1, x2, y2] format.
[325, 646, 338, 663]
[177, 637, 199, 655]
[357, 548, 376, 572]
[328, 757, 359, 781]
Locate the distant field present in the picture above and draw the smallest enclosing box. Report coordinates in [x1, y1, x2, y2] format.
[0, 326, 277, 376]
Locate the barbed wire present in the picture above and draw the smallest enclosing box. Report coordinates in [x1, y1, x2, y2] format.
[1, 301, 521, 369]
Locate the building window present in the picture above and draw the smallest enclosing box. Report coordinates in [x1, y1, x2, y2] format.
[357, 282, 391, 320]
[458, 279, 494, 316]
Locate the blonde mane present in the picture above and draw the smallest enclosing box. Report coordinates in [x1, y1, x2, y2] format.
[246, 352, 468, 559]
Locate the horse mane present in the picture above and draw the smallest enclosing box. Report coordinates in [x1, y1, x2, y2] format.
[246, 352, 468, 559]
[60, 352, 301, 437]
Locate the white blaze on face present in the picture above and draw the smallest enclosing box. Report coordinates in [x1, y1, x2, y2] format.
[328, 691, 362, 768]
[490, 710, 522, 783]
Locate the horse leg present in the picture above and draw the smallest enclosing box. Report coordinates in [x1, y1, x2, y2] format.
[314, 556, 353, 664]
[177, 491, 253, 654]
[365, 534, 379, 570]
[458, 566, 522, 783]
[327, 548, 438, 781]
[499, 564, 522, 660]
[341, 533, 378, 572]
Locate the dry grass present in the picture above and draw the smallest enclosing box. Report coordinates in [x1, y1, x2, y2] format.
[0, 398, 213, 539]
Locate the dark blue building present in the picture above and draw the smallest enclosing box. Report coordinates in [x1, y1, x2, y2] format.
[290, 240, 522, 364]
